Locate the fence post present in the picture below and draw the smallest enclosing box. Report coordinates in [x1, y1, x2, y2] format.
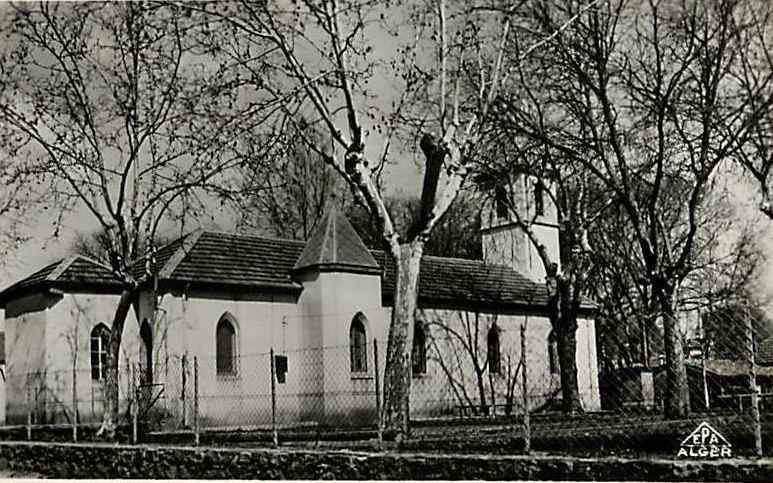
[181, 354, 187, 428]
[131, 364, 138, 445]
[26, 374, 32, 441]
[374, 339, 382, 447]
[745, 306, 763, 457]
[520, 323, 530, 454]
[72, 364, 78, 442]
[193, 356, 200, 446]
[270, 348, 278, 447]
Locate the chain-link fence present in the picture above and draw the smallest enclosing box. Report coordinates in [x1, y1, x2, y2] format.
[2, 306, 769, 459]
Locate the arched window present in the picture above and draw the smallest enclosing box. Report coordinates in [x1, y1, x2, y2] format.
[495, 185, 509, 219]
[412, 323, 427, 376]
[90, 324, 110, 381]
[216, 314, 237, 375]
[140, 319, 153, 384]
[350, 313, 368, 373]
[488, 325, 501, 375]
[534, 181, 545, 216]
[548, 331, 560, 375]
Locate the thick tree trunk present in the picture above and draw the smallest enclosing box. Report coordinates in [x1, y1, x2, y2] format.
[547, 270, 584, 414]
[476, 370, 488, 415]
[96, 287, 135, 439]
[556, 313, 582, 413]
[658, 289, 690, 418]
[382, 241, 424, 440]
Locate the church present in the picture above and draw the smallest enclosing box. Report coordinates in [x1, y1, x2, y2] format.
[0, 183, 601, 429]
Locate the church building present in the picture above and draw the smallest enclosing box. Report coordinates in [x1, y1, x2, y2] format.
[0, 180, 600, 428]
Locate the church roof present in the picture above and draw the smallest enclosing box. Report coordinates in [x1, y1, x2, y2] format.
[0, 220, 595, 313]
[0, 255, 119, 307]
[293, 209, 380, 274]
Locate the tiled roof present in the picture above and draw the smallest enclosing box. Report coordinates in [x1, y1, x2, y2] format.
[294, 209, 380, 273]
[684, 359, 773, 378]
[0, 256, 119, 307]
[376, 252, 551, 308]
[160, 231, 304, 290]
[1, 225, 593, 313]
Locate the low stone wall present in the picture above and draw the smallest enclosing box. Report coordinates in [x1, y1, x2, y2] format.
[0, 441, 772, 481]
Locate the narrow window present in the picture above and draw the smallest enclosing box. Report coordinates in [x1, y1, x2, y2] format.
[412, 323, 427, 376]
[90, 324, 110, 381]
[488, 326, 501, 375]
[495, 185, 508, 219]
[140, 319, 153, 384]
[216, 315, 237, 375]
[548, 331, 560, 375]
[350, 314, 368, 373]
[534, 181, 545, 216]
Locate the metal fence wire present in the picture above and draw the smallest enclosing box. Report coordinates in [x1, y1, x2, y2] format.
[2, 305, 770, 458]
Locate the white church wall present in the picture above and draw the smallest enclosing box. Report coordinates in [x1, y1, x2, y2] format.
[45, 293, 142, 424]
[5, 293, 52, 424]
[576, 316, 601, 411]
[299, 271, 386, 425]
[153, 290, 303, 428]
[408, 308, 601, 418]
[408, 309, 559, 418]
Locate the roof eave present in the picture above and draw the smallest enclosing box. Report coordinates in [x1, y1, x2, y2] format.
[292, 263, 383, 276]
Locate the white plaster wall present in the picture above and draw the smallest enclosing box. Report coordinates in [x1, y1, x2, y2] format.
[44, 293, 142, 424]
[313, 272, 385, 425]
[151, 290, 303, 428]
[576, 317, 601, 411]
[409, 309, 560, 418]
[5, 293, 51, 423]
[408, 309, 601, 418]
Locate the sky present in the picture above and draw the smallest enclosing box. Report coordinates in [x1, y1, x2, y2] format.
[1, 0, 773, 322]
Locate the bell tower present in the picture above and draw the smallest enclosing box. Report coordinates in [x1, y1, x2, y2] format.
[480, 173, 560, 282]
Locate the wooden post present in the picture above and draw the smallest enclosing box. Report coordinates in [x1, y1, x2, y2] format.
[374, 339, 383, 446]
[181, 354, 187, 428]
[193, 356, 200, 446]
[72, 365, 78, 442]
[745, 307, 763, 457]
[131, 364, 138, 444]
[520, 323, 530, 454]
[25, 375, 32, 441]
[270, 348, 278, 447]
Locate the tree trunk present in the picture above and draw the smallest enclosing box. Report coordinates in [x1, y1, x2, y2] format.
[659, 291, 690, 418]
[547, 270, 584, 414]
[382, 241, 424, 440]
[96, 287, 135, 439]
[556, 313, 582, 413]
[476, 369, 488, 415]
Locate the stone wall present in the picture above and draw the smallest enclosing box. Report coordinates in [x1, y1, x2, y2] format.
[0, 441, 771, 481]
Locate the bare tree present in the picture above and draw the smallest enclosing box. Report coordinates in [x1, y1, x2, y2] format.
[236, 119, 353, 240]
[496, 0, 773, 418]
[198, 0, 532, 439]
[0, 2, 279, 437]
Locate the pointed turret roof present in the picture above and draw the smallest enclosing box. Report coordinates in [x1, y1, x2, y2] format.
[293, 208, 381, 274]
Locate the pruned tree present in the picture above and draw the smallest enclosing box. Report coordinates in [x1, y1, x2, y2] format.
[495, 0, 773, 418]
[199, 0, 546, 439]
[0, 2, 280, 437]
